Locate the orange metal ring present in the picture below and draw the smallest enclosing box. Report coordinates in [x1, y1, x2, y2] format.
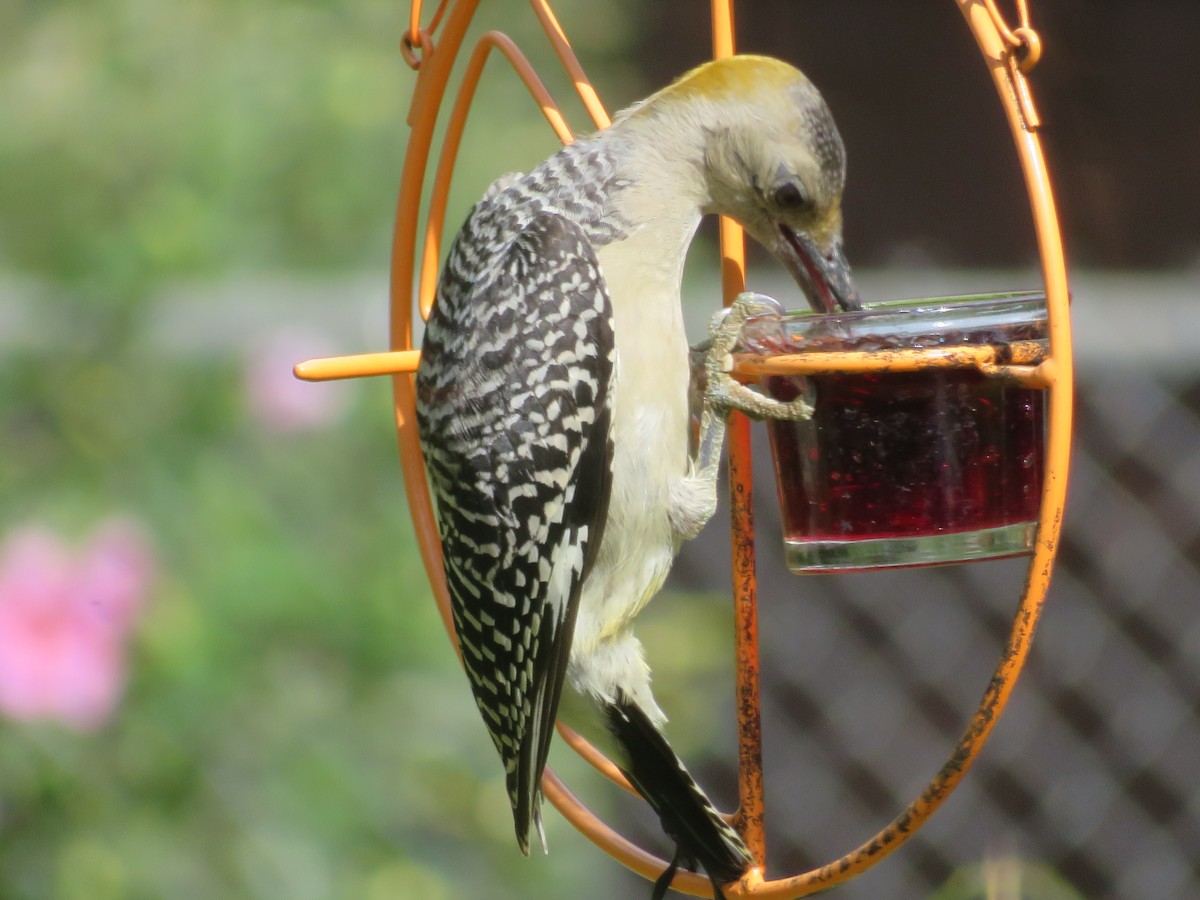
[289, 3, 1072, 892]
[1013, 25, 1043, 71]
[400, 27, 433, 70]
[290, 3, 1072, 893]
[351, 1, 1074, 896]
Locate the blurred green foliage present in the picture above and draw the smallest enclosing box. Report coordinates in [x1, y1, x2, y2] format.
[2, 0, 400, 296]
[0, 366, 629, 898]
[0, 0, 686, 897]
[930, 857, 1086, 900]
[0, 0, 642, 302]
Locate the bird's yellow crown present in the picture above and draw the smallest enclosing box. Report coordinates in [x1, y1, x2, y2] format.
[613, 55, 811, 126]
[661, 54, 807, 103]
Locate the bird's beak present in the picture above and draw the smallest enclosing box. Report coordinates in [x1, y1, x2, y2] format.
[777, 226, 861, 313]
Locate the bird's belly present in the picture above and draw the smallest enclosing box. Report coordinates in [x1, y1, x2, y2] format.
[573, 342, 691, 653]
[571, 233, 695, 655]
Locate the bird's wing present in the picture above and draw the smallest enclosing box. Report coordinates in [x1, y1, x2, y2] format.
[417, 211, 614, 854]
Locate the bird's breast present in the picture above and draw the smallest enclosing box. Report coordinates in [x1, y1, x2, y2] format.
[577, 233, 694, 634]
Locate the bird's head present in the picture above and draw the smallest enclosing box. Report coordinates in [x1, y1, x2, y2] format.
[644, 56, 860, 313]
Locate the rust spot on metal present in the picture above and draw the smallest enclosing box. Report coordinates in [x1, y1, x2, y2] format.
[729, 411, 767, 866]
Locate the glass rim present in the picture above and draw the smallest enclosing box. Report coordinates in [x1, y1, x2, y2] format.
[860, 289, 1044, 314]
[749, 289, 1045, 323]
[739, 290, 1048, 346]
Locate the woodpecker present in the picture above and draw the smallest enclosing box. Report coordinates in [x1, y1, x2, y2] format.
[416, 55, 858, 899]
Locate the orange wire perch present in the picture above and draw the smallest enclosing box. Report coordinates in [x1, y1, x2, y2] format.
[294, 0, 1073, 896]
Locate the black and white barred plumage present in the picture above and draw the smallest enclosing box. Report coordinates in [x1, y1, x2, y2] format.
[417, 143, 627, 853]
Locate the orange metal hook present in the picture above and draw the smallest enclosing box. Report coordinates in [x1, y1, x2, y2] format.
[407, 0, 451, 59]
[415, 29, 575, 320]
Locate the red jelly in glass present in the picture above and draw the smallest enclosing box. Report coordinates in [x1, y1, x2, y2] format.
[739, 292, 1047, 572]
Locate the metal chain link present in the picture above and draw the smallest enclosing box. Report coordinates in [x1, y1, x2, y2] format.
[404, 0, 450, 69]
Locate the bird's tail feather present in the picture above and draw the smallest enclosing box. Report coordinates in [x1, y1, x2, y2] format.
[605, 693, 752, 897]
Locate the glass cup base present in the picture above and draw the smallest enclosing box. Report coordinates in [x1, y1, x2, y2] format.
[783, 522, 1037, 574]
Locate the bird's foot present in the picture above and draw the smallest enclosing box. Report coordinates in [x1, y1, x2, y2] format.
[688, 293, 812, 488]
[701, 292, 813, 423]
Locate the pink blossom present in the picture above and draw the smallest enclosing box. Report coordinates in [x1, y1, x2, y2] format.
[0, 520, 154, 731]
[245, 330, 352, 433]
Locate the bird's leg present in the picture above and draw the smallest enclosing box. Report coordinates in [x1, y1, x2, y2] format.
[674, 294, 812, 543]
[691, 292, 813, 487]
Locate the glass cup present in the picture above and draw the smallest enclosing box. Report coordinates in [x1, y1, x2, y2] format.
[736, 292, 1048, 573]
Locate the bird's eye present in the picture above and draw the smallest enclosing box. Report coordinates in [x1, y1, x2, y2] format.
[772, 181, 811, 212]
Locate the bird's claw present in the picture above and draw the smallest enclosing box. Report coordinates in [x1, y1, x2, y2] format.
[687, 293, 812, 487]
[700, 293, 812, 422]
